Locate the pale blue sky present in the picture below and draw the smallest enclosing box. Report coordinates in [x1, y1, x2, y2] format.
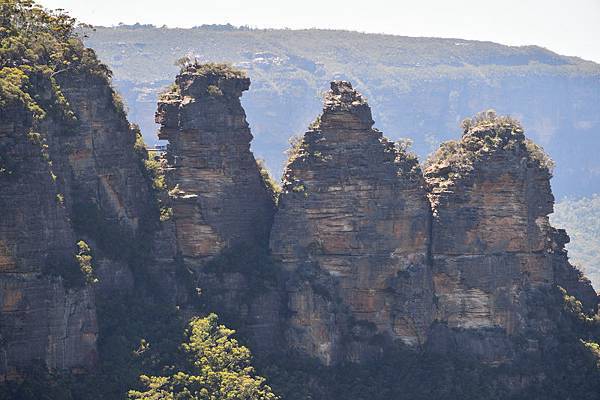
[39, 0, 600, 63]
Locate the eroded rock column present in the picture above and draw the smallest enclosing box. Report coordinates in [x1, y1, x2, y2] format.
[156, 65, 276, 264]
[270, 81, 434, 364]
[425, 113, 597, 361]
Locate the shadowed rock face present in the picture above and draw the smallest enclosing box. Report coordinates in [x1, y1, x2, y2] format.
[424, 116, 598, 360]
[0, 99, 98, 379]
[270, 81, 434, 364]
[0, 68, 156, 378]
[156, 66, 275, 265]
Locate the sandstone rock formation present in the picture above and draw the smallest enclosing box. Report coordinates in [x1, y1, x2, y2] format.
[155, 64, 281, 351]
[268, 88, 598, 366]
[270, 81, 434, 364]
[0, 78, 97, 379]
[424, 111, 598, 360]
[156, 64, 276, 265]
[2, 37, 599, 396]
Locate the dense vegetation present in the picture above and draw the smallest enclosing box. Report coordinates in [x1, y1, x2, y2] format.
[178, 58, 248, 79]
[0, 0, 109, 118]
[129, 314, 279, 400]
[423, 110, 552, 225]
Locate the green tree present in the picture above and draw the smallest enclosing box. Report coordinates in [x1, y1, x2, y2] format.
[128, 314, 279, 400]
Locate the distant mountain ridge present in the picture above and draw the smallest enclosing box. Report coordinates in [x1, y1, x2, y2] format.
[85, 25, 600, 199]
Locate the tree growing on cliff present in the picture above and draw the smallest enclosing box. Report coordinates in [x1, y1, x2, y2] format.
[128, 313, 279, 400]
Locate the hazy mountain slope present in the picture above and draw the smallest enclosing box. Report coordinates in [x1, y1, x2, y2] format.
[552, 195, 600, 289]
[85, 25, 600, 198]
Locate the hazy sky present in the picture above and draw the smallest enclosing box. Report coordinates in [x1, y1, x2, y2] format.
[39, 0, 600, 63]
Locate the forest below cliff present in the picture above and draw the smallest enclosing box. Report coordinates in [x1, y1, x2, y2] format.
[85, 25, 600, 289]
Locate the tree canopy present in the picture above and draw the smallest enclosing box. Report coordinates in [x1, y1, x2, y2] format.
[128, 314, 279, 400]
[0, 0, 109, 117]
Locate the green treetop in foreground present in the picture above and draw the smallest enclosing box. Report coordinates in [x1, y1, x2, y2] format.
[128, 314, 279, 400]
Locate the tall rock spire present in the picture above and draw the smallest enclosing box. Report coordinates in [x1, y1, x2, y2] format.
[270, 81, 434, 364]
[156, 63, 276, 264]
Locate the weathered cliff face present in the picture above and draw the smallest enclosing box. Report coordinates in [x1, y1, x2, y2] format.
[0, 59, 156, 378]
[424, 112, 598, 360]
[270, 81, 434, 364]
[54, 71, 153, 238]
[51, 71, 157, 298]
[156, 65, 276, 265]
[267, 89, 598, 367]
[0, 86, 97, 379]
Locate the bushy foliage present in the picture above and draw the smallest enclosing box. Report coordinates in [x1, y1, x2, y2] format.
[0, 0, 109, 121]
[460, 109, 522, 134]
[284, 134, 305, 166]
[0, 66, 44, 116]
[128, 314, 279, 400]
[583, 341, 600, 367]
[42, 240, 97, 288]
[256, 158, 281, 202]
[75, 240, 97, 285]
[158, 82, 180, 100]
[393, 137, 422, 178]
[425, 110, 554, 186]
[179, 59, 247, 79]
[525, 138, 555, 172]
[206, 84, 223, 96]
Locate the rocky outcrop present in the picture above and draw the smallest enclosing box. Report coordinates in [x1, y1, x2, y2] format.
[270, 81, 434, 364]
[156, 64, 276, 265]
[268, 89, 598, 366]
[2, 39, 598, 395]
[424, 112, 597, 361]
